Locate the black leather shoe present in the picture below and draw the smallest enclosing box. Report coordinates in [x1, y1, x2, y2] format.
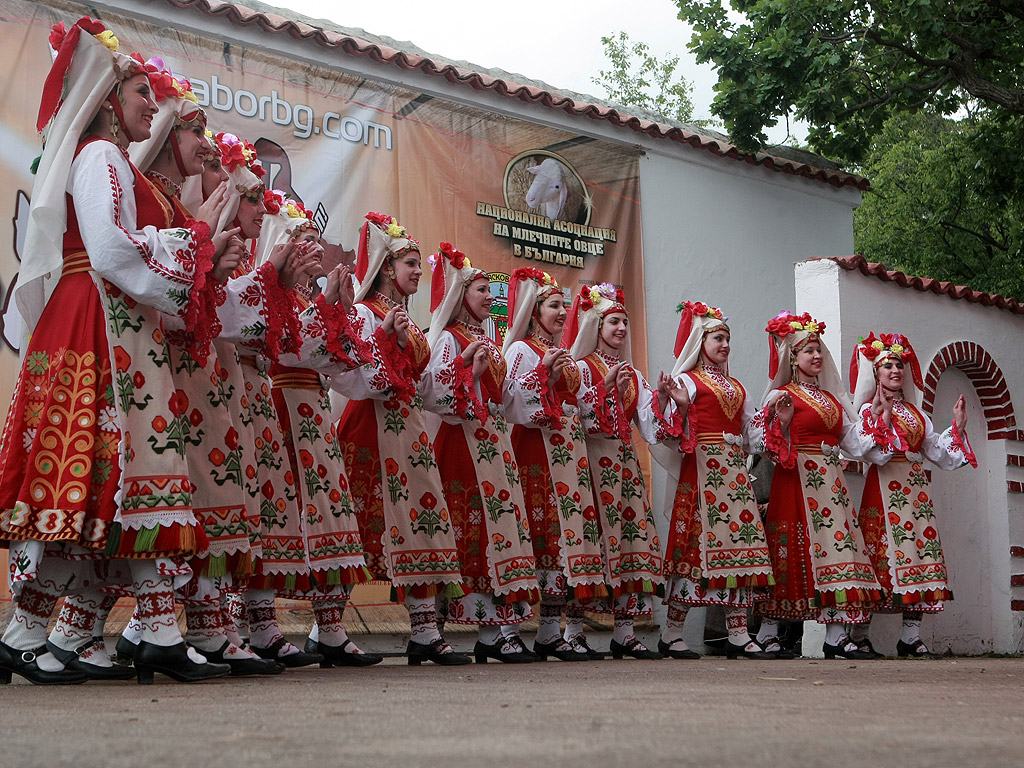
[318, 638, 384, 668]
[198, 641, 285, 676]
[896, 638, 939, 659]
[46, 638, 135, 680]
[751, 636, 799, 659]
[133, 641, 232, 684]
[726, 640, 778, 660]
[856, 638, 886, 659]
[501, 633, 539, 661]
[251, 636, 324, 668]
[658, 638, 701, 660]
[114, 636, 138, 664]
[567, 634, 606, 660]
[474, 639, 534, 664]
[822, 635, 875, 660]
[407, 638, 471, 666]
[533, 638, 589, 661]
[609, 637, 662, 660]
[0, 642, 89, 685]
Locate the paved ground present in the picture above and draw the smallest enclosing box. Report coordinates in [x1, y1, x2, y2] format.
[2, 634, 1022, 768]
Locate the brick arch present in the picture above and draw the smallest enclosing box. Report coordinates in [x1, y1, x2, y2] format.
[921, 341, 1020, 441]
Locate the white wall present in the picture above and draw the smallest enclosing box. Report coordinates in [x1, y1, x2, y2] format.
[796, 259, 1024, 653]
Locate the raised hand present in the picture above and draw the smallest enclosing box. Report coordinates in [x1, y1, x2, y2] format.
[953, 394, 968, 431]
[196, 182, 230, 233]
[774, 391, 795, 431]
[542, 347, 570, 381]
[211, 228, 243, 283]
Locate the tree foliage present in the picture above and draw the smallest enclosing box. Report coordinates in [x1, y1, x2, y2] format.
[592, 31, 698, 124]
[675, 0, 1024, 161]
[855, 110, 1024, 298]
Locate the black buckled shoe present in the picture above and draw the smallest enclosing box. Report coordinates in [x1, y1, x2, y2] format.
[567, 634, 606, 660]
[822, 635, 876, 660]
[896, 638, 939, 659]
[46, 638, 135, 680]
[251, 636, 324, 668]
[751, 636, 799, 659]
[0, 642, 89, 685]
[407, 638, 471, 666]
[198, 641, 285, 676]
[609, 637, 662, 660]
[473, 639, 534, 664]
[533, 638, 589, 661]
[114, 636, 139, 664]
[501, 633, 539, 661]
[726, 640, 778, 660]
[318, 638, 384, 668]
[855, 638, 886, 659]
[133, 641, 232, 684]
[658, 638, 701, 660]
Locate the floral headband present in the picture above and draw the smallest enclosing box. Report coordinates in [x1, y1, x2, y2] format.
[850, 332, 924, 391]
[429, 241, 484, 312]
[673, 300, 728, 357]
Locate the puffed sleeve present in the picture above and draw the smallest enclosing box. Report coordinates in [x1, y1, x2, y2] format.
[504, 340, 563, 427]
[73, 141, 215, 321]
[420, 330, 485, 423]
[328, 303, 417, 402]
[918, 412, 977, 470]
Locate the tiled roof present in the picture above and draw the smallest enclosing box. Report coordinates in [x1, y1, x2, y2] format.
[158, 0, 868, 191]
[830, 255, 1024, 315]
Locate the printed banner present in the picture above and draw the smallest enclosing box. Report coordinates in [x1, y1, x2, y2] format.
[0, 0, 646, 433]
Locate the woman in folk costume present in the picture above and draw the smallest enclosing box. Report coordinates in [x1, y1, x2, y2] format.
[563, 283, 680, 660]
[244, 193, 381, 666]
[0, 18, 237, 685]
[422, 245, 540, 664]
[501, 267, 605, 662]
[331, 212, 468, 666]
[752, 311, 885, 660]
[656, 301, 776, 659]
[40, 64, 267, 678]
[849, 333, 976, 658]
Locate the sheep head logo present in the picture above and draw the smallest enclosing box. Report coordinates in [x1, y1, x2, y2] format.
[525, 157, 568, 221]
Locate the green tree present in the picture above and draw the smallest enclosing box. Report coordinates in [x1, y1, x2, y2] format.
[592, 31, 699, 124]
[675, 0, 1024, 162]
[855, 110, 1024, 298]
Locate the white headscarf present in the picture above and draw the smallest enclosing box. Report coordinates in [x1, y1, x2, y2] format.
[762, 310, 852, 416]
[15, 18, 145, 337]
[670, 300, 729, 377]
[563, 283, 632, 364]
[213, 132, 263, 232]
[500, 267, 562, 355]
[425, 242, 487, 350]
[850, 332, 925, 411]
[255, 191, 316, 266]
[129, 63, 205, 174]
[352, 212, 419, 304]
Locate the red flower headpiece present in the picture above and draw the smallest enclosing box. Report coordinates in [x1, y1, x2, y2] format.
[849, 332, 924, 392]
[673, 300, 726, 357]
[263, 189, 283, 216]
[765, 311, 825, 379]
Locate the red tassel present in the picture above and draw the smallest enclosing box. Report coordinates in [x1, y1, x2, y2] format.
[849, 348, 860, 394]
[355, 222, 370, 283]
[767, 335, 780, 380]
[506, 273, 520, 331]
[430, 256, 446, 313]
[561, 292, 584, 351]
[909, 355, 924, 392]
[673, 308, 693, 358]
[37, 23, 83, 133]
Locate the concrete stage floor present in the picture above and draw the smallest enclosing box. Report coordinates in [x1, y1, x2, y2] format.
[1, 637, 1021, 768]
